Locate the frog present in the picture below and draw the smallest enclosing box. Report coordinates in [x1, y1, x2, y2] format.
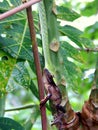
[40, 68, 65, 113]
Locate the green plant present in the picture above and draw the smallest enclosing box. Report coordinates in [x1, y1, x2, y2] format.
[0, 0, 98, 130]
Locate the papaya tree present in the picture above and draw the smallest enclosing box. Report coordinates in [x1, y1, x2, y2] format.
[0, 0, 98, 130]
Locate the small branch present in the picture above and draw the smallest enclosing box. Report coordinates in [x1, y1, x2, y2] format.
[26, 5, 47, 130]
[0, 0, 41, 20]
[76, 47, 98, 52]
[5, 104, 35, 112]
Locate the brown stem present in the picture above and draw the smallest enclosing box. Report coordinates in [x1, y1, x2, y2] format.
[76, 47, 98, 52]
[26, 6, 47, 130]
[0, 0, 41, 20]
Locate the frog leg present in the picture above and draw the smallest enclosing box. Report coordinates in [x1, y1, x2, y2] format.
[40, 93, 52, 109]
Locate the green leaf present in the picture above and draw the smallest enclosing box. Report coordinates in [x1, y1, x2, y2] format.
[61, 46, 81, 86]
[81, 0, 98, 16]
[30, 80, 39, 99]
[0, 0, 22, 12]
[24, 106, 40, 130]
[84, 22, 98, 40]
[61, 41, 78, 59]
[0, 20, 33, 62]
[61, 41, 85, 63]
[0, 0, 40, 95]
[0, 0, 34, 62]
[6, 61, 32, 92]
[0, 0, 22, 10]
[0, 50, 16, 95]
[0, 117, 24, 130]
[57, 6, 80, 21]
[24, 61, 39, 99]
[59, 25, 93, 48]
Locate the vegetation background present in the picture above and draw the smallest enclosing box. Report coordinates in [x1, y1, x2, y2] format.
[0, 0, 98, 129]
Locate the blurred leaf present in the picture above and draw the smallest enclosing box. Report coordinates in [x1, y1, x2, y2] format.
[0, 50, 16, 95]
[0, 117, 24, 130]
[59, 25, 93, 48]
[61, 41, 78, 59]
[78, 51, 96, 69]
[24, 61, 39, 99]
[61, 41, 87, 67]
[30, 80, 39, 99]
[24, 61, 36, 81]
[81, 0, 98, 16]
[0, 96, 6, 117]
[6, 61, 32, 92]
[0, 0, 39, 95]
[0, 0, 39, 62]
[76, 77, 92, 94]
[57, 5, 80, 21]
[61, 45, 81, 87]
[0, 0, 22, 12]
[84, 22, 98, 40]
[0, 20, 33, 62]
[24, 106, 40, 130]
[60, 40, 95, 92]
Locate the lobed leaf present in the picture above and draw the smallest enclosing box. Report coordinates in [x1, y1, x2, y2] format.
[61, 41, 85, 63]
[0, 0, 22, 12]
[6, 61, 34, 92]
[57, 5, 80, 21]
[61, 45, 81, 87]
[0, 20, 33, 62]
[0, 50, 16, 95]
[61, 41, 78, 58]
[0, 0, 40, 96]
[0, 0, 38, 62]
[59, 25, 93, 48]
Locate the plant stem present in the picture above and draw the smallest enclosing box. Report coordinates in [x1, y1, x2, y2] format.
[43, 0, 66, 92]
[26, 6, 47, 130]
[76, 47, 98, 52]
[0, 96, 6, 116]
[0, 0, 41, 20]
[5, 104, 35, 112]
[43, 1, 76, 127]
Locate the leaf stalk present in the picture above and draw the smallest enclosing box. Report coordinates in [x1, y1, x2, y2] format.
[26, 5, 47, 130]
[0, 0, 41, 20]
[5, 104, 36, 112]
